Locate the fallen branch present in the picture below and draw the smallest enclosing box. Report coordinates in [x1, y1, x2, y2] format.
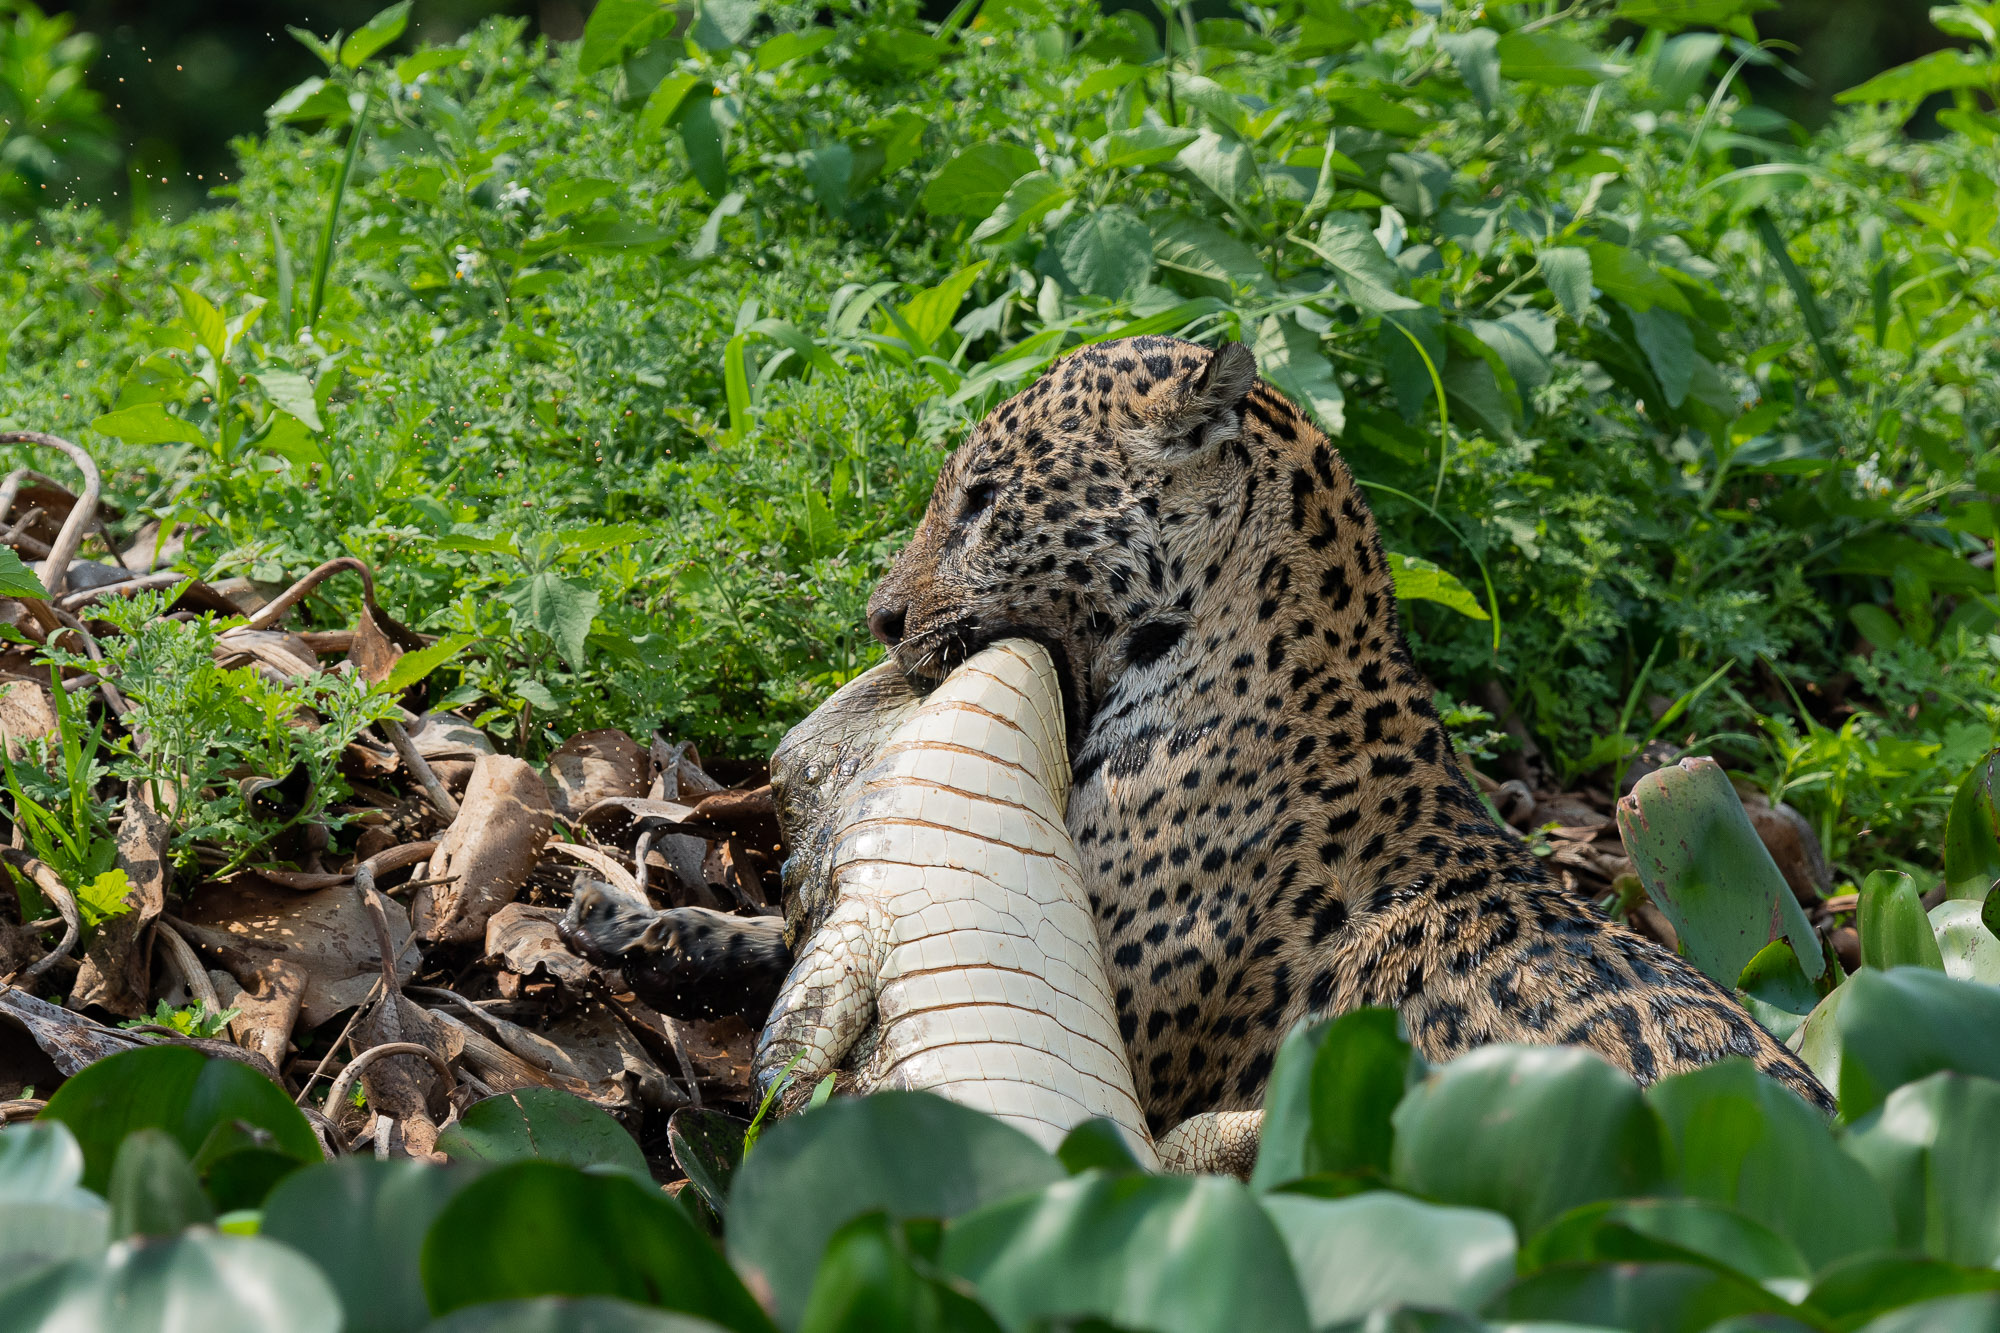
[0, 434, 102, 600]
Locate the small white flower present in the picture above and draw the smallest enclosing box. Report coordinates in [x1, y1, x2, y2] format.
[1854, 454, 1893, 496]
[498, 180, 531, 208]
[453, 246, 480, 280]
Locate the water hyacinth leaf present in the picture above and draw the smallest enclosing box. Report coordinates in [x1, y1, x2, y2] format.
[108, 1129, 214, 1239]
[1255, 313, 1345, 435]
[435, 1089, 650, 1183]
[1645, 1058, 1892, 1269]
[1943, 749, 2000, 900]
[1858, 1292, 2000, 1333]
[0, 1121, 108, 1277]
[1391, 1045, 1667, 1237]
[1807, 1255, 2000, 1330]
[423, 1298, 735, 1332]
[422, 1162, 773, 1331]
[38, 1046, 320, 1195]
[939, 1172, 1311, 1333]
[800, 1213, 1005, 1333]
[1929, 900, 2000, 983]
[1861, 870, 1947, 972]
[1520, 1197, 1809, 1286]
[0, 1121, 92, 1204]
[1490, 1260, 1794, 1330]
[1252, 1008, 1412, 1192]
[1056, 1119, 1147, 1176]
[1616, 757, 1822, 987]
[1263, 1191, 1515, 1328]
[0, 1231, 342, 1333]
[1736, 939, 1824, 1044]
[1831, 967, 2000, 1120]
[264, 1159, 471, 1333]
[921, 142, 1040, 218]
[727, 1092, 1063, 1329]
[1845, 1073, 2000, 1267]
[669, 1109, 750, 1217]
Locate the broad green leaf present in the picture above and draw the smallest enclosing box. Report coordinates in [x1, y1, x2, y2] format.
[257, 369, 323, 432]
[1836, 50, 1998, 105]
[1861, 870, 1947, 971]
[1497, 30, 1627, 85]
[425, 1299, 733, 1332]
[1645, 1059, 1892, 1269]
[1438, 28, 1502, 112]
[640, 74, 702, 133]
[1491, 1260, 1794, 1329]
[422, 1163, 772, 1330]
[1055, 209, 1154, 301]
[669, 1108, 749, 1217]
[1251, 1008, 1411, 1191]
[341, 1, 411, 67]
[0, 1232, 341, 1333]
[108, 1129, 214, 1239]
[38, 1046, 320, 1196]
[1314, 213, 1420, 313]
[693, 0, 760, 49]
[1154, 212, 1274, 296]
[435, 1089, 650, 1183]
[1175, 130, 1254, 205]
[800, 144, 852, 215]
[0, 1122, 93, 1205]
[381, 633, 477, 694]
[1539, 247, 1593, 318]
[754, 29, 834, 71]
[501, 571, 600, 670]
[174, 283, 228, 361]
[939, 1172, 1311, 1333]
[1616, 756, 1822, 987]
[1808, 1255, 2000, 1330]
[544, 177, 619, 220]
[1615, 0, 1776, 35]
[1831, 967, 2000, 1120]
[0, 1122, 108, 1278]
[264, 1159, 471, 1333]
[1943, 750, 2000, 900]
[1627, 306, 1697, 408]
[727, 1092, 1063, 1329]
[1055, 1119, 1147, 1176]
[1469, 310, 1556, 394]
[560, 523, 654, 555]
[1263, 1192, 1514, 1328]
[91, 402, 208, 447]
[1587, 243, 1693, 316]
[681, 95, 728, 197]
[898, 262, 990, 353]
[969, 171, 1067, 246]
[394, 48, 460, 83]
[0, 546, 48, 600]
[1736, 937, 1824, 1046]
[1845, 1073, 2000, 1266]
[1930, 900, 2000, 983]
[1255, 313, 1346, 435]
[1520, 1197, 1809, 1286]
[1391, 1045, 1667, 1237]
[922, 142, 1040, 218]
[800, 1213, 1005, 1333]
[1387, 552, 1489, 621]
[1099, 125, 1199, 170]
[580, 0, 666, 73]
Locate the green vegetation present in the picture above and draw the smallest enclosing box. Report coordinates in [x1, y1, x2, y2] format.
[3, 0, 1998, 887]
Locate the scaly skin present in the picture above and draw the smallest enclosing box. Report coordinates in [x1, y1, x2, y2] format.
[756, 639, 1161, 1162]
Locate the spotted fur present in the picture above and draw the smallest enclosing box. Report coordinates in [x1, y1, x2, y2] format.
[867, 335, 1833, 1126]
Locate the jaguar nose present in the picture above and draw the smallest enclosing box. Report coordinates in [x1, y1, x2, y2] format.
[868, 602, 906, 647]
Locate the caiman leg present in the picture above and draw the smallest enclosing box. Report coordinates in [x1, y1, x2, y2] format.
[754, 893, 889, 1103]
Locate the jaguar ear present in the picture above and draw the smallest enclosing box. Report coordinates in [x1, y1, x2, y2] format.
[1132, 341, 1258, 459]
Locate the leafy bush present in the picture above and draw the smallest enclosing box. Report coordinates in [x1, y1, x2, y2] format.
[0, 0, 1992, 876]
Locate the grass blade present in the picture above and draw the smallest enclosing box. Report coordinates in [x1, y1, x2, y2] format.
[306, 97, 369, 330]
[1751, 206, 1854, 397]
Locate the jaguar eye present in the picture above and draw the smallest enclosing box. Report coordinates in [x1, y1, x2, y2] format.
[959, 480, 998, 519]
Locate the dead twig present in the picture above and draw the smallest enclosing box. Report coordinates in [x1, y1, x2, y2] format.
[324, 1041, 454, 1123]
[0, 434, 102, 600]
[244, 556, 377, 632]
[0, 848, 80, 981]
[154, 918, 224, 1017]
[382, 717, 461, 822]
[295, 975, 385, 1106]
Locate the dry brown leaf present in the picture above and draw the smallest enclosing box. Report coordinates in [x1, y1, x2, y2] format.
[69, 787, 171, 1018]
[414, 754, 554, 945]
[221, 957, 308, 1071]
[0, 679, 56, 761]
[484, 903, 593, 988]
[545, 729, 648, 819]
[173, 878, 422, 1029]
[214, 627, 320, 680]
